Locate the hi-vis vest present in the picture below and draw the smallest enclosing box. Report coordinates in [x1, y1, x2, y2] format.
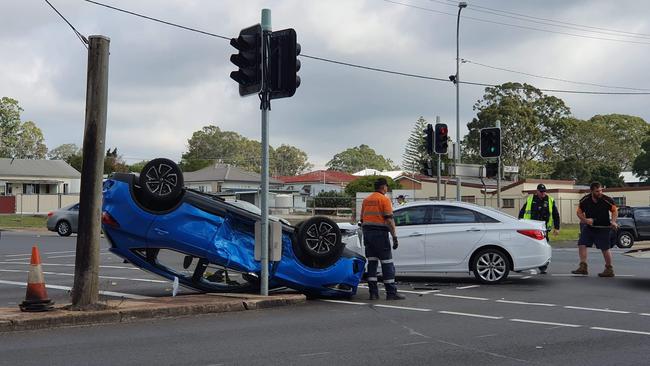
[523, 195, 554, 229]
[361, 192, 392, 229]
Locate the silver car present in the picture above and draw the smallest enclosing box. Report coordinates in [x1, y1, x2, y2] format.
[46, 203, 79, 236]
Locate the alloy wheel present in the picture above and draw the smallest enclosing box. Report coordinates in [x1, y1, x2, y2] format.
[476, 252, 507, 283]
[143, 163, 178, 197]
[304, 221, 338, 255]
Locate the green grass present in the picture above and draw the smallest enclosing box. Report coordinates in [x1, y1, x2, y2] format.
[553, 224, 580, 242]
[0, 214, 48, 229]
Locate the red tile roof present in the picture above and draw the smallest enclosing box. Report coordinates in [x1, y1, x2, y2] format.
[275, 170, 359, 185]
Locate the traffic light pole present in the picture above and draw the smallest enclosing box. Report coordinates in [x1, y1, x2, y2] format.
[436, 116, 441, 200]
[260, 9, 271, 296]
[496, 120, 501, 209]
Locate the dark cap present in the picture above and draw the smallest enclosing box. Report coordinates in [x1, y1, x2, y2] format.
[374, 177, 388, 190]
[536, 184, 547, 192]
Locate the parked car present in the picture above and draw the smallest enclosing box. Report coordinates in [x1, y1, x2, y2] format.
[614, 206, 650, 248]
[101, 158, 366, 298]
[346, 201, 552, 284]
[46, 203, 79, 236]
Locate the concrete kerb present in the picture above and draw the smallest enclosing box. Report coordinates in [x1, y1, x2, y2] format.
[0, 293, 306, 332]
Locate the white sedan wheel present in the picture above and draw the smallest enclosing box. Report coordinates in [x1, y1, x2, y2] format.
[473, 249, 509, 284]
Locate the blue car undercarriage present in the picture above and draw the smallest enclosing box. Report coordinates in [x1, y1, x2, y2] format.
[101, 158, 365, 298]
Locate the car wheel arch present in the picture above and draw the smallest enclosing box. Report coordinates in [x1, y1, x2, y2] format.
[468, 244, 513, 272]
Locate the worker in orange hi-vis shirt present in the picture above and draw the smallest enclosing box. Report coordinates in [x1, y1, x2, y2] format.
[360, 178, 405, 301]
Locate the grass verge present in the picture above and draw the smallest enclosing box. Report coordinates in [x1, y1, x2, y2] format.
[0, 214, 48, 229]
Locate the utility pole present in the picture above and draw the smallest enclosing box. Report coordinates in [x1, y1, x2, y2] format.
[259, 9, 272, 296]
[454, 2, 467, 202]
[496, 119, 502, 209]
[72, 35, 110, 309]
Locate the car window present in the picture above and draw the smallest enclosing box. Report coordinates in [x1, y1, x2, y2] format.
[634, 209, 650, 217]
[476, 211, 499, 223]
[393, 206, 429, 226]
[70, 204, 80, 211]
[433, 206, 479, 224]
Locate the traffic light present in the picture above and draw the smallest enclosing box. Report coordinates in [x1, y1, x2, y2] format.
[434, 123, 449, 154]
[485, 162, 498, 178]
[480, 127, 501, 158]
[229, 24, 262, 96]
[269, 28, 301, 100]
[424, 124, 433, 155]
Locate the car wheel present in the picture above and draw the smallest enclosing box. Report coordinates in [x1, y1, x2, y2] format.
[139, 158, 184, 206]
[616, 231, 634, 249]
[297, 217, 344, 259]
[56, 220, 72, 237]
[472, 248, 510, 284]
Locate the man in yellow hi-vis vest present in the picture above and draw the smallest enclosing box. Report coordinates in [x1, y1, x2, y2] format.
[518, 184, 560, 273]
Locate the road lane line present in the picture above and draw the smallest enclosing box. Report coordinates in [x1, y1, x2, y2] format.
[551, 274, 635, 277]
[46, 253, 112, 259]
[297, 352, 331, 357]
[521, 276, 532, 279]
[0, 279, 152, 299]
[564, 306, 630, 314]
[373, 304, 432, 312]
[434, 293, 489, 301]
[439, 311, 502, 319]
[510, 319, 581, 328]
[591, 327, 650, 336]
[640, 313, 650, 317]
[321, 299, 367, 306]
[357, 284, 432, 295]
[0, 262, 141, 270]
[456, 285, 480, 290]
[399, 341, 430, 346]
[4, 254, 32, 257]
[496, 300, 556, 307]
[0, 269, 166, 283]
[5, 258, 31, 262]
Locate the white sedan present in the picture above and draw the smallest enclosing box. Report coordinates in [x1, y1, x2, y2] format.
[341, 201, 552, 284]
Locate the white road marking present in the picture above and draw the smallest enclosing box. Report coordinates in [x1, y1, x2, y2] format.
[0, 261, 141, 270]
[591, 327, 650, 336]
[0, 279, 152, 299]
[439, 311, 503, 320]
[0, 269, 166, 283]
[5, 258, 31, 262]
[321, 299, 367, 306]
[373, 304, 432, 312]
[496, 300, 556, 307]
[456, 285, 480, 290]
[521, 276, 532, 280]
[640, 313, 650, 317]
[297, 352, 331, 357]
[434, 293, 489, 301]
[357, 284, 433, 295]
[510, 319, 581, 328]
[46, 253, 112, 259]
[564, 306, 630, 314]
[399, 341, 430, 346]
[551, 274, 635, 277]
[4, 253, 32, 258]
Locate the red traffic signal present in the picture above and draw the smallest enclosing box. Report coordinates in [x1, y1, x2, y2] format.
[434, 123, 449, 154]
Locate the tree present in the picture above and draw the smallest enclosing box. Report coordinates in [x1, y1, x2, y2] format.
[48, 143, 80, 161]
[13, 121, 47, 159]
[272, 144, 313, 176]
[402, 116, 429, 173]
[586, 114, 649, 170]
[128, 160, 149, 173]
[632, 135, 650, 182]
[551, 158, 624, 187]
[0, 97, 22, 158]
[344, 175, 400, 197]
[180, 125, 312, 174]
[104, 148, 129, 174]
[461, 83, 571, 177]
[327, 144, 398, 173]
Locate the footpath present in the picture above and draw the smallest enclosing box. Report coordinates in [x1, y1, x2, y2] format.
[0, 292, 306, 332]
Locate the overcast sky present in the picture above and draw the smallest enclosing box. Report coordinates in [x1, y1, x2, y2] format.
[2, 0, 649, 170]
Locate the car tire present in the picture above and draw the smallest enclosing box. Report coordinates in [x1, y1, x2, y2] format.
[138, 158, 184, 208]
[297, 216, 344, 260]
[471, 248, 510, 284]
[616, 231, 634, 249]
[56, 220, 72, 237]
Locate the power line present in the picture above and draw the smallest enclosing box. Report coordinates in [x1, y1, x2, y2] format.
[83, 0, 230, 40]
[44, 0, 88, 49]
[383, 0, 650, 46]
[81, 0, 650, 95]
[426, 0, 650, 40]
[435, 0, 650, 39]
[463, 59, 650, 91]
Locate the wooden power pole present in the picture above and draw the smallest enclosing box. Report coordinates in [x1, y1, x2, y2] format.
[72, 35, 110, 309]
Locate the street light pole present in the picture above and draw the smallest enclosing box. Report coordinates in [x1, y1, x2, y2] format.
[455, 1, 467, 201]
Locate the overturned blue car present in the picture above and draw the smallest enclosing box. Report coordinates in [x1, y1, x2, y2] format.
[101, 158, 365, 298]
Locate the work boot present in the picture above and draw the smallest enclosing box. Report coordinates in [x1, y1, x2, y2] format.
[369, 293, 379, 301]
[571, 262, 588, 275]
[386, 293, 406, 301]
[598, 265, 615, 278]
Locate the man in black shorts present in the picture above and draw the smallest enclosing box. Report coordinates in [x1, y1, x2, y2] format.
[571, 182, 618, 277]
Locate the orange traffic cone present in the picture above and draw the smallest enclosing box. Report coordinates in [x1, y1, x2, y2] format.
[19, 246, 54, 312]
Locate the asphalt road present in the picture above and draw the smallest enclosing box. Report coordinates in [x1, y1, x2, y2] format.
[1, 231, 650, 365]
